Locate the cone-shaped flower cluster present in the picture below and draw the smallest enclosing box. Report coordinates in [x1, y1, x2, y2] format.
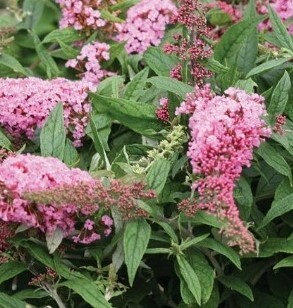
[66, 41, 113, 91]
[55, 0, 106, 31]
[0, 77, 90, 147]
[0, 154, 156, 244]
[116, 0, 177, 54]
[178, 87, 271, 253]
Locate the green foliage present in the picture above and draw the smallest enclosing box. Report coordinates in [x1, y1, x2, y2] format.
[0, 1, 292, 307]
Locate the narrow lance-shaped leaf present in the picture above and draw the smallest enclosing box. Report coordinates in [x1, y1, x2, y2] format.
[90, 93, 164, 135]
[257, 142, 292, 184]
[268, 5, 293, 51]
[61, 279, 112, 308]
[258, 193, 293, 229]
[124, 67, 149, 101]
[176, 255, 202, 305]
[218, 276, 254, 301]
[268, 71, 291, 115]
[214, 17, 262, 64]
[0, 261, 27, 285]
[143, 47, 180, 77]
[40, 102, 66, 160]
[148, 76, 193, 98]
[245, 58, 288, 78]
[124, 218, 151, 286]
[273, 255, 293, 269]
[146, 159, 171, 194]
[0, 53, 28, 76]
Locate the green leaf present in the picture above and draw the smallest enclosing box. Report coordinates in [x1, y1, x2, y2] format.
[89, 115, 111, 170]
[244, 0, 257, 19]
[198, 238, 242, 270]
[148, 76, 193, 98]
[219, 276, 254, 301]
[42, 28, 82, 44]
[234, 79, 257, 93]
[90, 93, 164, 136]
[258, 193, 293, 229]
[12, 289, 48, 300]
[180, 234, 210, 251]
[259, 237, 293, 257]
[268, 5, 293, 51]
[61, 279, 111, 308]
[0, 53, 28, 76]
[204, 57, 230, 74]
[0, 128, 12, 150]
[124, 218, 151, 286]
[176, 255, 201, 305]
[155, 221, 179, 243]
[0, 293, 26, 308]
[143, 47, 179, 77]
[246, 58, 289, 78]
[268, 71, 291, 115]
[236, 28, 258, 76]
[145, 248, 171, 254]
[234, 177, 253, 220]
[273, 255, 293, 269]
[57, 40, 79, 59]
[257, 142, 292, 183]
[146, 159, 171, 194]
[21, 0, 44, 29]
[40, 103, 66, 160]
[0, 261, 26, 285]
[186, 251, 215, 304]
[32, 31, 60, 78]
[46, 227, 64, 254]
[100, 9, 124, 22]
[124, 67, 149, 101]
[214, 17, 261, 64]
[207, 8, 232, 26]
[20, 241, 55, 268]
[63, 139, 79, 167]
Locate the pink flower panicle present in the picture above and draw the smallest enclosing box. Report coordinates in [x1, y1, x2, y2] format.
[257, 0, 293, 34]
[164, 0, 213, 85]
[0, 77, 90, 147]
[0, 155, 98, 238]
[156, 98, 170, 123]
[179, 87, 271, 253]
[55, 0, 106, 31]
[175, 83, 213, 115]
[116, 0, 177, 54]
[0, 154, 156, 244]
[66, 41, 113, 91]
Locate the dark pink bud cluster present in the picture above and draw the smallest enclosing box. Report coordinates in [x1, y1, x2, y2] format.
[273, 114, 287, 135]
[164, 0, 213, 85]
[116, 0, 177, 54]
[156, 98, 170, 123]
[0, 220, 16, 253]
[178, 87, 271, 253]
[66, 41, 114, 91]
[29, 267, 57, 287]
[0, 77, 91, 147]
